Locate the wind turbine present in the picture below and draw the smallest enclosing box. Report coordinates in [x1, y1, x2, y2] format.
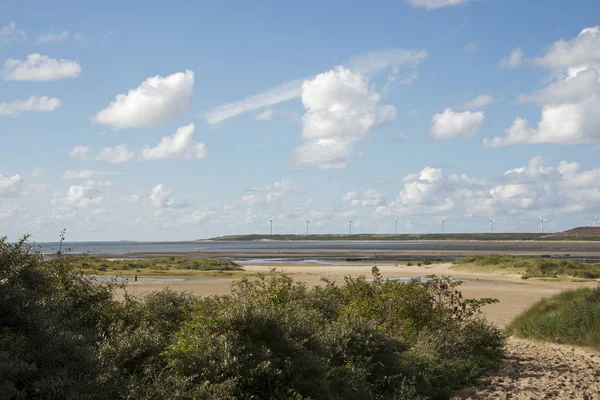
[349, 220, 353, 235]
[539, 215, 547, 234]
[395, 218, 398, 234]
[489, 217, 495, 234]
[440, 218, 445, 234]
[306, 220, 310, 235]
[270, 219, 273, 236]
[594, 214, 599, 227]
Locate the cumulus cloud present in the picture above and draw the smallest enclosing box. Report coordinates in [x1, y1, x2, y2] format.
[375, 156, 600, 224]
[342, 189, 386, 207]
[1, 54, 81, 81]
[0, 22, 26, 44]
[295, 66, 396, 169]
[37, 30, 84, 43]
[205, 49, 426, 125]
[241, 179, 293, 206]
[376, 166, 487, 218]
[139, 123, 207, 161]
[90, 124, 208, 163]
[0, 96, 60, 116]
[405, 0, 473, 9]
[149, 184, 190, 209]
[54, 183, 103, 209]
[430, 108, 485, 139]
[94, 70, 194, 129]
[69, 146, 92, 160]
[498, 48, 524, 69]
[533, 27, 600, 69]
[96, 144, 136, 163]
[0, 174, 23, 197]
[484, 67, 600, 147]
[462, 94, 495, 110]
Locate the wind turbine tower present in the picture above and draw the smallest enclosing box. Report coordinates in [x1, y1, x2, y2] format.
[539, 215, 547, 234]
[594, 214, 599, 227]
[489, 217, 495, 234]
[440, 218, 445, 234]
[395, 218, 398, 235]
[270, 219, 273, 236]
[349, 220, 352, 235]
[306, 220, 310, 235]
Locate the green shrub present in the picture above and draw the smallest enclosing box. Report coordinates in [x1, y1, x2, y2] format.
[507, 287, 600, 350]
[1, 238, 504, 399]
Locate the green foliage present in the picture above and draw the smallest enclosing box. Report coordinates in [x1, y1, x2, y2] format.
[1, 238, 504, 399]
[70, 256, 243, 274]
[507, 287, 600, 350]
[454, 254, 600, 279]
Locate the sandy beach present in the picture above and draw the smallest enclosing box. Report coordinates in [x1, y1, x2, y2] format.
[121, 262, 597, 327]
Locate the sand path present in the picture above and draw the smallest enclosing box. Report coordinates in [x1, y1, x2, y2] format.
[455, 338, 600, 399]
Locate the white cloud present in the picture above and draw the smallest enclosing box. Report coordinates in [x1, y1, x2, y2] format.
[94, 70, 195, 129]
[0, 96, 60, 116]
[37, 30, 84, 44]
[464, 43, 479, 53]
[69, 146, 92, 160]
[343, 189, 386, 207]
[241, 179, 293, 206]
[484, 67, 600, 147]
[253, 107, 274, 121]
[462, 94, 495, 109]
[0, 174, 23, 197]
[96, 144, 136, 163]
[534, 27, 600, 69]
[205, 79, 303, 124]
[140, 123, 207, 161]
[498, 48, 524, 69]
[430, 108, 485, 139]
[294, 137, 355, 170]
[295, 66, 396, 169]
[205, 49, 426, 125]
[1, 54, 81, 81]
[405, 0, 473, 9]
[149, 184, 190, 209]
[0, 22, 26, 44]
[55, 184, 103, 209]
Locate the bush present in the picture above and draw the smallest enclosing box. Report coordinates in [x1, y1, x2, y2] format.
[1, 238, 504, 399]
[507, 287, 600, 350]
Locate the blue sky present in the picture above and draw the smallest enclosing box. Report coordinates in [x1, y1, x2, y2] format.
[1, 0, 600, 241]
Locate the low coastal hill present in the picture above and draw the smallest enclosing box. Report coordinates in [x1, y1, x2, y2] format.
[209, 228, 600, 241]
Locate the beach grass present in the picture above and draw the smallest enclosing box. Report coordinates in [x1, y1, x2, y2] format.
[452, 254, 600, 279]
[69, 256, 244, 276]
[507, 287, 600, 350]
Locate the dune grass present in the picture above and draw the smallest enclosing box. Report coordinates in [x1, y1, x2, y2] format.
[507, 287, 600, 350]
[69, 256, 244, 276]
[452, 254, 600, 279]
